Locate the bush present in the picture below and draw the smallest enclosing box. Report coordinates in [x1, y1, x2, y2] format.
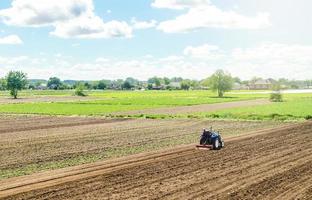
[305, 115, 312, 120]
[74, 83, 87, 96]
[270, 92, 283, 102]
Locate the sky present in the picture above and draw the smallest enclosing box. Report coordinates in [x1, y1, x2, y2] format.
[0, 0, 311, 81]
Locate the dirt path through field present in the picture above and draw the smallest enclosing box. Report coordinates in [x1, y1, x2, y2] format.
[118, 99, 270, 115]
[1, 121, 311, 200]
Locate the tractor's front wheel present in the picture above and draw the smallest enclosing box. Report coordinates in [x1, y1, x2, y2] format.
[200, 137, 206, 145]
[220, 140, 224, 148]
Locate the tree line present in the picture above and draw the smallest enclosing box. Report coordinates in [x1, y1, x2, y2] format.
[1, 70, 311, 99]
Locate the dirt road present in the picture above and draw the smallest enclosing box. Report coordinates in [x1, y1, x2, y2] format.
[1, 121, 311, 200]
[118, 99, 270, 115]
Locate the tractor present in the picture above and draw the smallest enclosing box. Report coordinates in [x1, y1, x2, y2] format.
[196, 128, 224, 150]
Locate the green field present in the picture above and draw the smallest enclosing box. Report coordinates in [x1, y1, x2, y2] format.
[0, 90, 311, 121]
[200, 94, 312, 121]
[0, 90, 265, 115]
[0, 90, 73, 97]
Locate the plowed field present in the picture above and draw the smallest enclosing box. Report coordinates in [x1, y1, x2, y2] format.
[0, 116, 284, 179]
[1, 122, 311, 200]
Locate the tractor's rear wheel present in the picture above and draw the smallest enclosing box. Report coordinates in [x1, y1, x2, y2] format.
[213, 138, 220, 150]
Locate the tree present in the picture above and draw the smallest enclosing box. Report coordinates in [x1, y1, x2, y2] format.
[0, 78, 6, 90]
[233, 77, 241, 84]
[181, 80, 191, 90]
[206, 70, 233, 97]
[270, 83, 283, 102]
[148, 77, 161, 87]
[147, 83, 153, 90]
[74, 82, 87, 96]
[125, 77, 138, 87]
[84, 82, 92, 90]
[190, 80, 199, 89]
[5, 71, 28, 99]
[97, 81, 107, 90]
[122, 81, 133, 90]
[163, 77, 171, 85]
[47, 77, 62, 90]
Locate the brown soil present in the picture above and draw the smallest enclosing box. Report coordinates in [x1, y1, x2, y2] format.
[0, 116, 285, 171]
[118, 99, 270, 115]
[0, 122, 311, 200]
[0, 115, 127, 134]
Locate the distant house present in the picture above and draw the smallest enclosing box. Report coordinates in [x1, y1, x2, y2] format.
[152, 84, 165, 90]
[36, 84, 47, 90]
[248, 79, 273, 90]
[169, 82, 181, 89]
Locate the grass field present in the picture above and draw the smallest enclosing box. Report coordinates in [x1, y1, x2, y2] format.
[0, 90, 311, 121]
[0, 90, 265, 115]
[198, 93, 312, 121]
[0, 90, 73, 97]
[103, 92, 312, 122]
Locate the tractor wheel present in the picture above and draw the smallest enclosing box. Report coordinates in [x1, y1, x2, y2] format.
[200, 137, 206, 145]
[220, 140, 225, 148]
[213, 138, 220, 150]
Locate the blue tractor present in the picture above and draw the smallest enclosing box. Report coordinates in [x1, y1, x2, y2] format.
[196, 128, 224, 150]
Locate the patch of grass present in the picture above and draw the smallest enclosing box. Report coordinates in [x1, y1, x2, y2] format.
[198, 94, 312, 121]
[0, 103, 161, 116]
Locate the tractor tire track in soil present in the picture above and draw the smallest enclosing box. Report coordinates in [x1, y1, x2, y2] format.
[0, 121, 311, 200]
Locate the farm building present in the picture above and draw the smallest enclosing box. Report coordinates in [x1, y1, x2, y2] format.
[248, 79, 273, 90]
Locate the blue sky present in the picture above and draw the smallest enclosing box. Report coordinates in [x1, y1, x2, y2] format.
[0, 0, 311, 80]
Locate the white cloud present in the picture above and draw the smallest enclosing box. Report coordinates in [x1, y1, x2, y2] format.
[51, 16, 132, 39]
[0, 0, 93, 27]
[183, 44, 223, 59]
[0, 34, 23, 45]
[0, 0, 132, 39]
[152, 0, 211, 10]
[95, 57, 110, 63]
[0, 55, 28, 64]
[159, 55, 183, 62]
[131, 18, 157, 30]
[228, 43, 312, 79]
[232, 43, 312, 63]
[1, 43, 312, 80]
[154, 1, 271, 33]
